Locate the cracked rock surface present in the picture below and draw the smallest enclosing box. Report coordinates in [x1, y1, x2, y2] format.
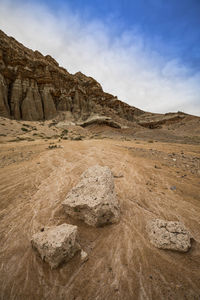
[146, 219, 192, 252]
[31, 224, 80, 269]
[62, 165, 120, 227]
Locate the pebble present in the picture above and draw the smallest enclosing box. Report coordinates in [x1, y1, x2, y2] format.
[154, 165, 161, 169]
[170, 186, 176, 191]
[81, 250, 88, 263]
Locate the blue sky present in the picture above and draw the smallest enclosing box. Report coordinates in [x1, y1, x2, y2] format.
[0, 0, 200, 115]
[35, 0, 200, 72]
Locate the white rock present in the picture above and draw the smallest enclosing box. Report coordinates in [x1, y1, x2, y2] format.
[31, 223, 80, 268]
[146, 219, 192, 252]
[62, 165, 120, 227]
[80, 250, 88, 263]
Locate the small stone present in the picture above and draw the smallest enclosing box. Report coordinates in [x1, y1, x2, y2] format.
[80, 250, 88, 263]
[113, 174, 124, 178]
[31, 223, 80, 269]
[154, 165, 161, 169]
[146, 219, 192, 252]
[170, 186, 176, 191]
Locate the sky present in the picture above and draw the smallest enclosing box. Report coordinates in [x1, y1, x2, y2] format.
[0, 0, 200, 115]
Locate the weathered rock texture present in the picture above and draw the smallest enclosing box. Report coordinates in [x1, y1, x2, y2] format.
[0, 29, 144, 123]
[146, 219, 192, 252]
[63, 165, 120, 226]
[31, 224, 80, 269]
[138, 113, 186, 129]
[77, 115, 123, 128]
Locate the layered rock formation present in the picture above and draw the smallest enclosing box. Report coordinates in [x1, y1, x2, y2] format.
[77, 115, 124, 128]
[0, 29, 143, 122]
[138, 113, 186, 129]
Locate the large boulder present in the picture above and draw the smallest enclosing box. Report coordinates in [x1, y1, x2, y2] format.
[62, 165, 120, 227]
[31, 224, 80, 269]
[146, 219, 192, 252]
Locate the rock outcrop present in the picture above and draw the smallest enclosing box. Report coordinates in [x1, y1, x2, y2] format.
[0, 29, 189, 128]
[77, 115, 123, 128]
[0, 29, 144, 123]
[146, 219, 192, 252]
[138, 113, 186, 129]
[31, 224, 80, 269]
[62, 165, 120, 227]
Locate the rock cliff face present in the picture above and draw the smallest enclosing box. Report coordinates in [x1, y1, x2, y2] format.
[0, 29, 144, 122]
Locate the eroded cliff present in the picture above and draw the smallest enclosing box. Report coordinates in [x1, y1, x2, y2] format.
[0, 29, 144, 122]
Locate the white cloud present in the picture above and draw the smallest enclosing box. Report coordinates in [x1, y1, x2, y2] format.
[0, 0, 200, 116]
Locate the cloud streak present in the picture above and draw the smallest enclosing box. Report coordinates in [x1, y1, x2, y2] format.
[0, 0, 200, 116]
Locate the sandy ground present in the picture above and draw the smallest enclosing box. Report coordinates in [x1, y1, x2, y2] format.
[0, 136, 200, 300]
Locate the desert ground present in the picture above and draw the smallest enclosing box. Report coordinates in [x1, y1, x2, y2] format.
[0, 117, 200, 300]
